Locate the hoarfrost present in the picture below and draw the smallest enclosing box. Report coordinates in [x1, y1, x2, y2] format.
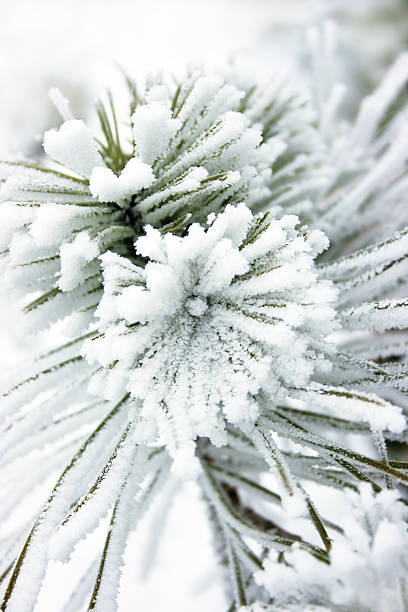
[84, 204, 337, 477]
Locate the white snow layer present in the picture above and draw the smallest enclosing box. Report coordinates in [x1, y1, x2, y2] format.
[43, 120, 104, 179]
[90, 158, 155, 205]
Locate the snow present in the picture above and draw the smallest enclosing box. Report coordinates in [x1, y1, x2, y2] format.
[48, 87, 74, 122]
[59, 232, 100, 292]
[90, 158, 155, 205]
[350, 52, 408, 150]
[256, 484, 408, 612]
[43, 120, 104, 179]
[84, 204, 337, 477]
[176, 166, 209, 192]
[302, 383, 406, 434]
[132, 102, 181, 165]
[29, 204, 84, 249]
[2, 4, 408, 610]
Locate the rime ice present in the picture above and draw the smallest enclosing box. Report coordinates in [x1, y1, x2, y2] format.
[1, 69, 314, 336]
[84, 204, 337, 477]
[2, 58, 408, 612]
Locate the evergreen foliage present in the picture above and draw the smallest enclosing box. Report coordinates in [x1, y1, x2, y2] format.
[1, 56, 408, 611]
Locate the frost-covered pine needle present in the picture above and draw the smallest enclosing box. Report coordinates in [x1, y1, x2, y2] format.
[255, 484, 408, 612]
[1, 53, 408, 612]
[0, 69, 322, 336]
[84, 204, 337, 478]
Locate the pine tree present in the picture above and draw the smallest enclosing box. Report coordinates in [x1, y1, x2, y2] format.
[1, 55, 408, 611]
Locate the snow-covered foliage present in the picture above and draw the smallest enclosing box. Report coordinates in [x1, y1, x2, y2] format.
[1, 42, 408, 612]
[0, 69, 321, 335]
[311, 50, 408, 250]
[84, 204, 336, 477]
[256, 484, 408, 612]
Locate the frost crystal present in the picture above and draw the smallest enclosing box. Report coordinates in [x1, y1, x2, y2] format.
[84, 204, 336, 476]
